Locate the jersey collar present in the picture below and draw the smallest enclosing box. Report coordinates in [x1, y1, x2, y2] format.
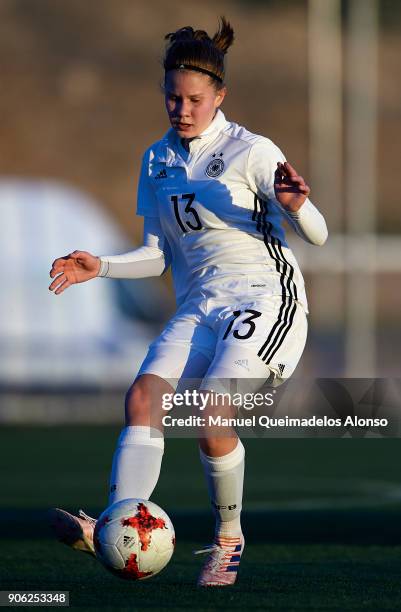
[154, 110, 229, 165]
[196, 109, 229, 139]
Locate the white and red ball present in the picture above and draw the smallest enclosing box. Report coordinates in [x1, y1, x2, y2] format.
[93, 499, 175, 580]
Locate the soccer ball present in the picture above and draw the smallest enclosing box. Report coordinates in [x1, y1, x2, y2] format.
[93, 498, 175, 580]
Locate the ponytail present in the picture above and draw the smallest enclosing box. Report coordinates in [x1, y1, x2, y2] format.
[164, 17, 234, 88]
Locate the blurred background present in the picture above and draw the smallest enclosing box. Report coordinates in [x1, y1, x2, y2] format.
[1, 3, 401, 606]
[1, 0, 400, 416]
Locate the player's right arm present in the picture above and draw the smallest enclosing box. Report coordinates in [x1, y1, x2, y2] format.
[97, 216, 171, 279]
[49, 147, 170, 295]
[98, 145, 172, 278]
[49, 217, 170, 295]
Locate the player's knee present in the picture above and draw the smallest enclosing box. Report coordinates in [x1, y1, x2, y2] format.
[124, 376, 153, 425]
[199, 436, 239, 457]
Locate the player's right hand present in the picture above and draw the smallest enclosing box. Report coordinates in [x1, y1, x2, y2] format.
[49, 250, 101, 295]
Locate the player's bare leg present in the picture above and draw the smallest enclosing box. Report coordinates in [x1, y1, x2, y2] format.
[197, 391, 245, 586]
[108, 374, 170, 503]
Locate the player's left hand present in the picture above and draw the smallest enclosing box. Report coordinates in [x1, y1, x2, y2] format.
[274, 161, 310, 212]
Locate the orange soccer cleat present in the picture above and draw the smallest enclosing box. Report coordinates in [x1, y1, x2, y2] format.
[49, 508, 97, 556]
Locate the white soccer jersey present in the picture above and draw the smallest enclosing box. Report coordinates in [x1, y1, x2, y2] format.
[137, 110, 326, 310]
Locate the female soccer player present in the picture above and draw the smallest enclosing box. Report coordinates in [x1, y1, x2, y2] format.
[49, 18, 327, 586]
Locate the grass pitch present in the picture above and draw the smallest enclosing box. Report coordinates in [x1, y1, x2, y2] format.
[1, 427, 401, 610]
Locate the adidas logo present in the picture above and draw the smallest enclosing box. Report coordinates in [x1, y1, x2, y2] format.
[155, 169, 167, 179]
[234, 359, 250, 371]
[277, 363, 285, 375]
[123, 535, 135, 547]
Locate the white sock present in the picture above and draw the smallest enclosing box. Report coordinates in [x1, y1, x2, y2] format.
[108, 426, 164, 505]
[199, 440, 245, 539]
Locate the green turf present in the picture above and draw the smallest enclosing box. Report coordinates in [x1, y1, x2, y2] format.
[2, 540, 401, 610]
[1, 427, 401, 610]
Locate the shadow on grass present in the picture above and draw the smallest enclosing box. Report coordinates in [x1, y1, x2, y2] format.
[1, 507, 401, 545]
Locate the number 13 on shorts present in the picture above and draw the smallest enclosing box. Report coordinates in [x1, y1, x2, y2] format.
[222, 309, 262, 341]
[213, 298, 308, 385]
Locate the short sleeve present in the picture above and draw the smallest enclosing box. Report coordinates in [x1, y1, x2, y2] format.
[246, 138, 286, 201]
[136, 148, 159, 218]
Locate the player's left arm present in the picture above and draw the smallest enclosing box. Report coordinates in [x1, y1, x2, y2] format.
[274, 161, 328, 246]
[247, 140, 328, 246]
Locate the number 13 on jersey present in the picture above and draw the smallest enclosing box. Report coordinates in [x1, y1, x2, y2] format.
[170, 193, 202, 232]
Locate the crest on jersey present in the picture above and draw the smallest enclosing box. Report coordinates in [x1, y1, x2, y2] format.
[205, 157, 225, 178]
